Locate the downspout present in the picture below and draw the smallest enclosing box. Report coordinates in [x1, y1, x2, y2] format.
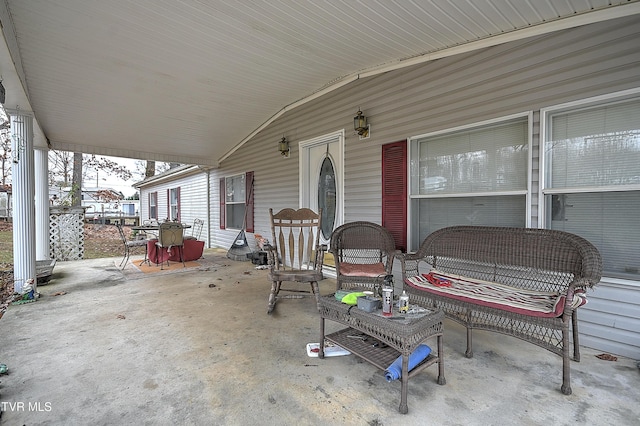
[35, 148, 50, 260]
[199, 166, 211, 249]
[206, 168, 211, 248]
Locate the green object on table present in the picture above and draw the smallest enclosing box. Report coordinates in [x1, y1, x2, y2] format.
[341, 292, 366, 305]
[334, 289, 353, 301]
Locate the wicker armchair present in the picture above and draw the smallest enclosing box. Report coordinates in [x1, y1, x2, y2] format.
[266, 208, 326, 314]
[329, 221, 398, 293]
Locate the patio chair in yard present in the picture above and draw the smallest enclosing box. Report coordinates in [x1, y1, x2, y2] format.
[155, 222, 186, 270]
[329, 221, 398, 293]
[266, 208, 326, 314]
[184, 218, 204, 240]
[116, 223, 149, 269]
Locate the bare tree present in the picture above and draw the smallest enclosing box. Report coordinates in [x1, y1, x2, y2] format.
[145, 160, 155, 178]
[48, 150, 74, 187]
[71, 152, 83, 206]
[0, 128, 10, 186]
[49, 151, 136, 206]
[84, 155, 132, 182]
[0, 106, 9, 185]
[135, 159, 173, 180]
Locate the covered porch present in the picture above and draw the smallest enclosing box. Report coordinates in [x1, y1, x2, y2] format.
[0, 252, 638, 424]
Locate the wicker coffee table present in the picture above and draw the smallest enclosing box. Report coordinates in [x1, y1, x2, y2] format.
[318, 295, 445, 414]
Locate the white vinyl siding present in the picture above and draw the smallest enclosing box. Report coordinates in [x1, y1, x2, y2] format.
[138, 167, 209, 246]
[209, 16, 640, 357]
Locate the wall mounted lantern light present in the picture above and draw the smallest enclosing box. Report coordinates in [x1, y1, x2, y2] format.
[278, 136, 290, 157]
[353, 108, 369, 138]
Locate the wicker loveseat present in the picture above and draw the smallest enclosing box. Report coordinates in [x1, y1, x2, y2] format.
[398, 226, 602, 395]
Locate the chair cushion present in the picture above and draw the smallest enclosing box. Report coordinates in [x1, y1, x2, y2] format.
[339, 262, 386, 277]
[405, 270, 587, 318]
[126, 240, 147, 247]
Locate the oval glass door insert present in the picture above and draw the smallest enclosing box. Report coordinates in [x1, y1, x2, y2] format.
[318, 157, 336, 239]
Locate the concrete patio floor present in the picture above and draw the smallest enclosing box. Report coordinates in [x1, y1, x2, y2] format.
[0, 250, 638, 425]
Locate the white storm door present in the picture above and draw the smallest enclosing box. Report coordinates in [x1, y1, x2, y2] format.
[299, 130, 344, 246]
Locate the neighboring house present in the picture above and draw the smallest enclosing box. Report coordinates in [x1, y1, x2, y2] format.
[0, 184, 11, 219]
[136, 17, 639, 358]
[184, 16, 640, 359]
[135, 165, 210, 246]
[50, 187, 139, 221]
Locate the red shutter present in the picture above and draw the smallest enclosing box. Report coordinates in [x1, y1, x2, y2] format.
[245, 171, 254, 233]
[382, 140, 407, 252]
[219, 178, 226, 229]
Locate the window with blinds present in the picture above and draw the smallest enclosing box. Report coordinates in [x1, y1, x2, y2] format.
[169, 187, 180, 221]
[224, 173, 246, 230]
[220, 171, 254, 232]
[149, 191, 158, 220]
[543, 94, 640, 279]
[408, 115, 529, 250]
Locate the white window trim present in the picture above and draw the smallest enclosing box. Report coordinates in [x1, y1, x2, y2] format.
[149, 191, 158, 219]
[407, 111, 534, 229]
[538, 87, 640, 228]
[169, 187, 179, 220]
[539, 87, 640, 285]
[224, 173, 246, 230]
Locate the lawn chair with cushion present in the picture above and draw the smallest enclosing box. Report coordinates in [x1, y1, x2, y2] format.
[155, 222, 186, 270]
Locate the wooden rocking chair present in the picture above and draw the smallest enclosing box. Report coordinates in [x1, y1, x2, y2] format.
[266, 208, 326, 314]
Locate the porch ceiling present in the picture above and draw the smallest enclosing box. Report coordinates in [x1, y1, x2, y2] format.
[1, 1, 639, 166]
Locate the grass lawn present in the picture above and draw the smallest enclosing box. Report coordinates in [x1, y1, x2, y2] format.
[0, 222, 125, 264]
[0, 222, 13, 264]
[2, 222, 126, 311]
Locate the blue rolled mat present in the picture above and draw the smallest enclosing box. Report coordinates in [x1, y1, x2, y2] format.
[384, 344, 431, 382]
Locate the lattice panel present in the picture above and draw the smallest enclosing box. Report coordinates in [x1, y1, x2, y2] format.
[49, 208, 85, 260]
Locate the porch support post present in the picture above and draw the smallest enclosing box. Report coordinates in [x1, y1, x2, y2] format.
[35, 147, 50, 260]
[10, 110, 36, 294]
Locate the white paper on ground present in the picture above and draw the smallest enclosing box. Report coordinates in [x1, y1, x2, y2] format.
[306, 342, 351, 357]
